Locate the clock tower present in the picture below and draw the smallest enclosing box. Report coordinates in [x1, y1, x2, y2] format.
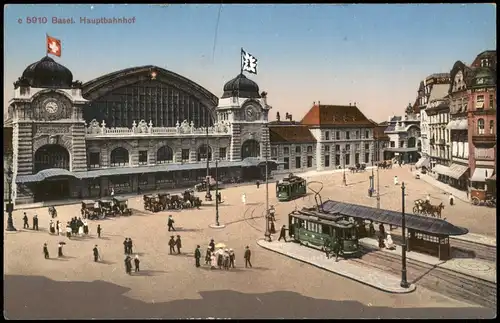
[8, 56, 88, 204]
[217, 74, 271, 161]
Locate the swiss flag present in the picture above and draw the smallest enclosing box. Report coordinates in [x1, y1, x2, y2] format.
[46, 35, 61, 57]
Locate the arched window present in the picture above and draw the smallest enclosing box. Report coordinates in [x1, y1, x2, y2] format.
[407, 137, 416, 148]
[477, 119, 485, 135]
[197, 144, 212, 161]
[110, 147, 129, 167]
[157, 146, 174, 164]
[489, 120, 495, 135]
[34, 144, 70, 173]
[241, 140, 261, 159]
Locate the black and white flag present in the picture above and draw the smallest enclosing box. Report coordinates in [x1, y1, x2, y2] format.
[241, 48, 258, 74]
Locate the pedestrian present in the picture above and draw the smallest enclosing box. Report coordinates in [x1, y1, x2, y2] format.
[369, 221, 375, 237]
[256, 181, 260, 189]
[209, 239, 215, 252]
[269, 206, 276, 221]
[83, 221, 89, 235]
[97, 224, 102, 238]
[66, 224, 72, 239]
[241, 193, 247, 205]
[466, 189, 469, 199]
[110, 187, 115, 197]
[217, 250, 223, 269]
[244, 246, 252, 268]
[43, 243, 49, 259]
[168, 236, 176, 254]
[210, 252, 217, 269]
[205, 247, 212, 265]
[128, 238, 134, 255]
[33, 214, 39, 230]
[278, 225, 287, 242]
[58, 222, 63, 236]
[58, 243, 63, 257]
[175, 235, 182, 254]
[123, 238, 129, 254]
[426, 194, 431, 203]
[23, 213, 29, 229]
[229, 249, 235, 268]
[194, 245, 201, 268]
[93, 245, 100, 262]
[217, 192, 222, 203]
[223, 249, 230, 270]
[270, 219, 276, 234]
[449, 193, 454, 206]
[124, 255, 132, 274]
[49, 220, 55, 235]
[78, 223, 84, 237]
[56, 220, 60, 235]
[134, 255, 140, 272]
[393, 176, 399, 186]
[167, 215, 176, 232]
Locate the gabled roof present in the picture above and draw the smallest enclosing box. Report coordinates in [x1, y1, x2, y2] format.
[269, 125, 316, 144]
[300, 104, 374, 128]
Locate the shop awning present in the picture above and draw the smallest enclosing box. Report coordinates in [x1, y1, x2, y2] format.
[415, 157, 430, 169]
[470, 168, 493, 182]
[16, 168, 81, 184]
[447, 164, 468, 180]
[433, 164, 450, 176]
[446, 119, 468, 130]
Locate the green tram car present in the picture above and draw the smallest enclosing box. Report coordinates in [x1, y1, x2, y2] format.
[276, 174, 307, 201]
[288, 209, 360, 257]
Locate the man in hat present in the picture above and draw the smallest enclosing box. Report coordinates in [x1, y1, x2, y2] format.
[134, 255, 140, 272]
[43, 243, 49, 259]
[123, 238, 129, 255]
[209, 239, 215, 253]
[23, 212, 29, 229]
[278, 225, 287, 242]
[93, 245, 100, 262]
[168, 236, 176, 254]
[58, 242, 64, 257]
[194, 245, 201, 267]
[125, 255, 132, 275]
[244, 246, 252, 268]
[229, 249, 235, 268]
[97, 224, 102, 238]
[167, 215, 176, 232]
[175, 235, 182, 254]
[33, 214, 39, 231]
[128, 238, 134, 255]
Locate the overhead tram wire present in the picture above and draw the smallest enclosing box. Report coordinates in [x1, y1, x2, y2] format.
[211, 4, 223, 63]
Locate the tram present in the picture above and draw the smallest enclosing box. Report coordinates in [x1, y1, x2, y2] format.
[288, 210, 360, 257]
[276, 174, 307, 201]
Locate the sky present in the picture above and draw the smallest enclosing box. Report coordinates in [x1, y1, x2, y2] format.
[3, 4, 497, 122]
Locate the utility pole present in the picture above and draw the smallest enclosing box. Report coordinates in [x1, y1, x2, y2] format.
[400, 182, 409, 288]
[342, 148, 347, 186]
[205, 126, 212, 201]
[215, 159, 219, 226]
[264, 125, 271, 242]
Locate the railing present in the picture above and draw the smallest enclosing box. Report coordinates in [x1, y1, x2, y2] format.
[85, 119, 231, 137]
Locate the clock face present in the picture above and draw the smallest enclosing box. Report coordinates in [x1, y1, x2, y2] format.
[45, 101, 59, 114]
[245, 105, 258, 121]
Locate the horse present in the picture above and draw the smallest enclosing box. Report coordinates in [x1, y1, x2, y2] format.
[429, 203, 445, 219]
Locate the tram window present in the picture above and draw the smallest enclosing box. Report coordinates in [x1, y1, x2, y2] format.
[321, 224, 329, 234]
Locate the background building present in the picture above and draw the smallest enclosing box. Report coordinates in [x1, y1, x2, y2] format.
[383, 107, 421, 164]
[371, 120, 390, 162]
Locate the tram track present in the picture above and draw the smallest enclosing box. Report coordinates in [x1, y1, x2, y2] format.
[351, 249, 497, 309]
[242, 203, 264, 233]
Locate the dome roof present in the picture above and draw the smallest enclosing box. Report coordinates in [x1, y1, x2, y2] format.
[21, 56, 73, 88]
[221, 74, 260, 99]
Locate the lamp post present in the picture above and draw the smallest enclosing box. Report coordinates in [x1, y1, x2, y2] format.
[342, 148, 347, 186]
[400, 182, 410, 288]
[376, 139, 381, 209]
[215, 159, 220, 226]
[5, 162, 17, 232]
[264, 126, 271, 242]
[205, 126, 212, 201]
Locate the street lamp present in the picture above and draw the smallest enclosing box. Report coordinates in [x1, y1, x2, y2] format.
[215, 159, 220, 226]
[5, 162, 17, 231]
[264, 126, 272, 242]
[342, 148, 347, 186]
[400, 182, 410, 288]
[205, 126, 212, 201]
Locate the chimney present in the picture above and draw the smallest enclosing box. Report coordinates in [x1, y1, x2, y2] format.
[354, 101, 356, 106]
[313, 101, 316, 105]
[318, 100, 320, 106]
[276, 112, 281, 122]
[349, 102, 351, 106]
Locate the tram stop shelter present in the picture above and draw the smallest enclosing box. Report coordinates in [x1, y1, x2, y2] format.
[320, 200, 469, 261]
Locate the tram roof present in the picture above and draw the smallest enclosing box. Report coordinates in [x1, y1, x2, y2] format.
[320, 200, 469, 236]
[290, 210, 355, 228]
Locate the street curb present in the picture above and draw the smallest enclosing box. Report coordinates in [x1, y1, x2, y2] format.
[256, 239, 416, 294]
[451, 235, 497, 248]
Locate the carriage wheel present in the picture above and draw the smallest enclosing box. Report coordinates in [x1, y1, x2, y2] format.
[472, 197, 480, 206]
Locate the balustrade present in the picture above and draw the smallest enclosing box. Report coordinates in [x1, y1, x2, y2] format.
[85, 119, 231, 137]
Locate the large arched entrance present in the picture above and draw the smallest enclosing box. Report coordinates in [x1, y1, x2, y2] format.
[241, 140, 260, 159]
[33, 145, 71, 201]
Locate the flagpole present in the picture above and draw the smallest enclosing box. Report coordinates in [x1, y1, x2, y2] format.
[240, 48, 244, 75]
[45, 33, 48, 57]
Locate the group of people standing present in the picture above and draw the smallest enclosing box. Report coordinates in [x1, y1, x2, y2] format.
[193, 239, 252, 269]
[123, 238, 134, 255]
[22, 212, 39, 230]
[168, 235, 182, 254]
[42, 242, 65, 259]
[124, 255, 140, 275]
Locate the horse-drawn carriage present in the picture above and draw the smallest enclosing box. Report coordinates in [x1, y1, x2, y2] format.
[376, 160, 393, 169]
[112, 196, 132, 216]
[81, 200, 99, 219]
[143, 190, 202, 212]
[81, 198, 132, 219]
[348, 163, 367, 173]
[413, 199, 445, 218]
